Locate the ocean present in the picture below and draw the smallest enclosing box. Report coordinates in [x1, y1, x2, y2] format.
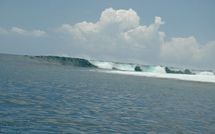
[0, 54, 215, 133]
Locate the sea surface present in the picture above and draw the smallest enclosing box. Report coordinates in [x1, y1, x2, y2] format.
[0, 54, 215, 133]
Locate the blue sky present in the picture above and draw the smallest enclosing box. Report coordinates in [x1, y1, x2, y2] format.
[0, 0, 214, 42]
[0, 0, 215, 69]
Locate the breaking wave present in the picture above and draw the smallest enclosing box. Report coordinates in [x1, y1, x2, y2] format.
[89, 61, 135, 71]
[89, 60, 215, 83]
[28, 55, 96, 68]
[5, 54, 214, 83]
[89, 60, 207, 75]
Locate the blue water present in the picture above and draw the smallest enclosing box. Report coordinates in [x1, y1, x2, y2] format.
[0, 54, 215, 133]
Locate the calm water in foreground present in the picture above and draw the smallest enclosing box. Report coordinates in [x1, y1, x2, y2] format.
[0, 55, 215, 133]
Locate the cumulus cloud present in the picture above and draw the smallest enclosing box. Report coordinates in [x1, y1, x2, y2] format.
[161, 36, 215, 68]
[58, 8, 215, 68]
[59, 8, 165, 63]
[0, 27, 46, 37]
[60, 8, 141, 40]
[161, 36, 199, 62]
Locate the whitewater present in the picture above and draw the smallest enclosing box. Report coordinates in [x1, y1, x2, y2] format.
[97, 70, 215, 83]
[89, 60, 215, 83]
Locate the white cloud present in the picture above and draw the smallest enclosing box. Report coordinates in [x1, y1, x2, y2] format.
[31, 30, 46, 37]
[11, 27, 26, 34]
[99, 8, 140, 31]
[60, 8, 141, 41]
[0, 27, 46, 37]
[154, 16, 165, 25]
[161, 36, 215, 68]
[161, 36, 199, 62]
[58, 8, 215, 68]
[59, 8, 165, 63]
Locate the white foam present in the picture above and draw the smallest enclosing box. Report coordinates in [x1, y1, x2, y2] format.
[98, 70, 215, 83]
[90, 61, 114, 69]
[151, 66, 166, 74]
[197, 71, 214, 76]
[114, 64, 135, 71]
[89, 60, 135, 71]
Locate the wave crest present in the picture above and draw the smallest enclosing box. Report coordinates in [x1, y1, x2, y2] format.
[24, 55, 215, 83]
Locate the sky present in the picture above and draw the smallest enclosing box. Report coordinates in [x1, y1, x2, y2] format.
[0, 0, 215, 69]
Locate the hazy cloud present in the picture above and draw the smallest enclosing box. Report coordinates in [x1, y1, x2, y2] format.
[0, 27, 46, 37]
[161, 36, 215, 68]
